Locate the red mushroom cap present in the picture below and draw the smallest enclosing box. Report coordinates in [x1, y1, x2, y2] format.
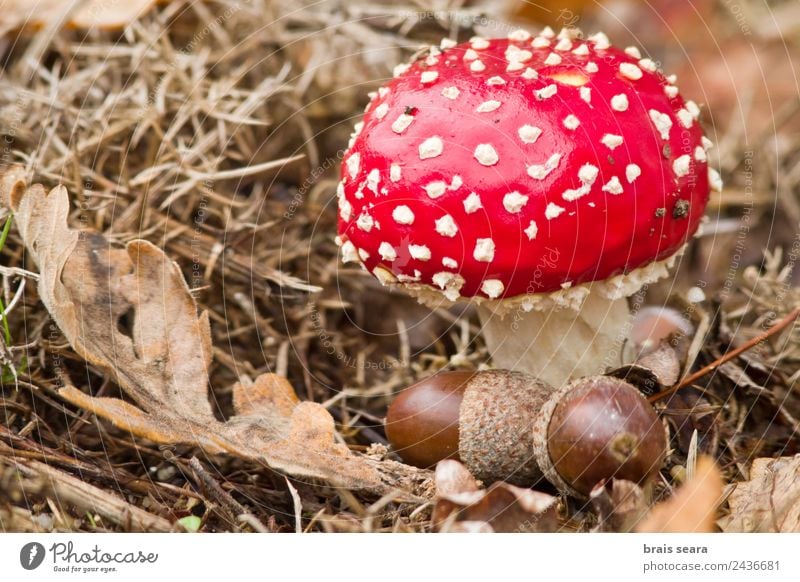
[337, 29, 715, 302]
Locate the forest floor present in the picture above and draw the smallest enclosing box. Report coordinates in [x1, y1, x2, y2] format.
[0, 0, 799, 532]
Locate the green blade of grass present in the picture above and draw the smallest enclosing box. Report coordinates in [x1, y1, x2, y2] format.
[0, 296, 10, 345]
[0, 215, 11, 253]
[0, 215, 14, 345]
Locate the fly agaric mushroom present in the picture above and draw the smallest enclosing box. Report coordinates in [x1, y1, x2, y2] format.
[337, 28, 717, 386]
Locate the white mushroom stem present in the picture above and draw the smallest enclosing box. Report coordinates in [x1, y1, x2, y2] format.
[476, 292, 633, 387]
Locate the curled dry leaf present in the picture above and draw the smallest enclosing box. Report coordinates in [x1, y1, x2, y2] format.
[636, 456, 723, 533]
[608, 341, 682, 397]
[719, 455, 800, 533]
[636, 342, 682, 387]
[590, 479, 649, 532]
[0, 166, 430, 496]
[0, 0, 158, 32]
[432, 460, 558, 533]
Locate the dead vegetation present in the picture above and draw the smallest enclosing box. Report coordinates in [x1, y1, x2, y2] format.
[0, 0, 799, 532]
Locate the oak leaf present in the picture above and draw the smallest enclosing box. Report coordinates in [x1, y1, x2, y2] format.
[0, 165, 430, 496]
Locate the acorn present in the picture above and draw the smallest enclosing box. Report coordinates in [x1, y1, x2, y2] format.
[385, 370, 666, 497]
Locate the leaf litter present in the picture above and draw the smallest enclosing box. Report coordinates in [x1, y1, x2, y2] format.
[432, 460, 558, 533]
[720, 455, 800, 533]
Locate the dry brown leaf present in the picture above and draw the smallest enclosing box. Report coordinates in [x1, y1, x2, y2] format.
[636, 456, 723, 533]
[432, 460, 558, 533]
[0, 166, 430, 496]
[232, 372, 299, 419]
[719, 455, 800, 533]
[590, 479, 650, 532]
[0, 0, 158, 31]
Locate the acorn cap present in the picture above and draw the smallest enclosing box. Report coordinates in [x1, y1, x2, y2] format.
[459, 370, 553, 486]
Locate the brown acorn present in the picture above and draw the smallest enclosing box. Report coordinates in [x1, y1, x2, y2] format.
[384, 371, 473, 469]
[386, 370, 666, 497]
[536, 376, 667, 496]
